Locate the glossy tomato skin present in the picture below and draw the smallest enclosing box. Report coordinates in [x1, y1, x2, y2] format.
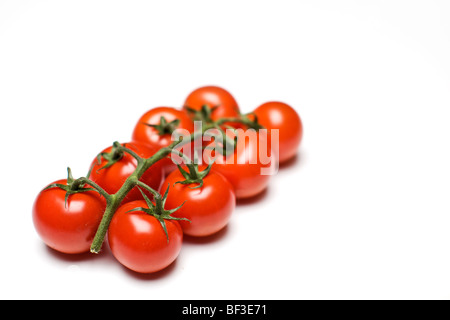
[108, 201, 183, 273]
[132, 107, 195, 175]
[88, 142, 164, 203]
[206, 129, 274, 199]
[183, 86, 241, 122]
[160, 168, 235, 237]
[253, 101, 303, 163]
[32, 180, 106, 254]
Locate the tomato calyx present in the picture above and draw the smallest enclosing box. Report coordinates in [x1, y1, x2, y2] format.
[184, 104, 218, 124]
[95, 142, 125, 171]
[141, 116, 181, 136]
[42, 167, 98, 207]
[128, 183, 189, 242]
[94, 141, 143, 172]
[174, 162, 213, 189]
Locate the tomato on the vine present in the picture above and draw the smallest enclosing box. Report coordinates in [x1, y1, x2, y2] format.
[88, 142, 164, 203]
[32, 85, 300, 275]
[160, 166, 235, 237]
[108, 200, 183, 273]
[205, 128, 274, 199]
[132, 106, 195, 174]
[33, 179, 106, 254]
[183, 86, 241, 127]
[253, 101, 303, 163]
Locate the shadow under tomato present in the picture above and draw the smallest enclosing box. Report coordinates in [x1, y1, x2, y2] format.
[182, 224, 230, 245]
[279, 153, 301, 170]
[44, 242, 116, 265]
[278, 150, 307, 173]
[235, 187, 270, 206]
[121, 258, 178, 281]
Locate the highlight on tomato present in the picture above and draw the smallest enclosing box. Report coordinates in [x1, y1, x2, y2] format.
[160, 164, 236, 237]
[32, 169, 106, 254]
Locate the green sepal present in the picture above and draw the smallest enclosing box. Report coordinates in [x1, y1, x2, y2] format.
[184, 104, 218, 123]
[125, 186, 190, 243]
[142, 116, 181, 136]
[95, 142, 125, 172]
[139, 186, 156, 210]
[42, 183, 70, 192]
[63, 187, 97, 208]
[174, 179, 203, 189]
[173, 160, 214, 189]
[41, 167, 98, 208]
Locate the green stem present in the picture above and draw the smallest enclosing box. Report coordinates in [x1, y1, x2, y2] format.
[119, 143, 144, 164]
[90, 195, 121, 252]
[77, 177, 113, 203]
[215, 116, 264, 129]
[90, 172, 140, 253]
[135, 180, 160, 199]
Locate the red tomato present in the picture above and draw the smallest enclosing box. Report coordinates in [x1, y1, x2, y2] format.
[132, 106, 195, 174]
[205, 128, 274, 199]
[183, 86, 241, 125]
[108, 200, 183, 273]
[32, 180, 106, 254]
[160, 167, 235, 237]
[88, 142, 164, 203]
[253, 101, 303, 163]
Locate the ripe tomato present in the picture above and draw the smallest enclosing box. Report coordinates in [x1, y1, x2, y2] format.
[108, 200, 183, 273]
[132, 106, 195, 174]
[183, 86, 241, 125]
[88, 142, 164, 203]
[160, 167, 235, 237]
[33, 180, 106, 254]
[205, 128, 274, 199]
[253, 101, 303, 163]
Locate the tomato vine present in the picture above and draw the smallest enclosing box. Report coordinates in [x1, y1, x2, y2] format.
[33, 86, 303, 274]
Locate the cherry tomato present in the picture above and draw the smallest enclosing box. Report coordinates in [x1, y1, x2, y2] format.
[108, 200, 183, 273]
[160, 167, 235, 237]
[88, 142, 164, 203]
[205, 128, 274, 199]
[32, 180, 106, 254]
[183, 86, 241, 125]
[253, 101, 303, 163]
[132, 106, 195, 174]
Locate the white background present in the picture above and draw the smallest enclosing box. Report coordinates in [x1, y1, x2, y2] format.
[1, 0, 450, 300]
